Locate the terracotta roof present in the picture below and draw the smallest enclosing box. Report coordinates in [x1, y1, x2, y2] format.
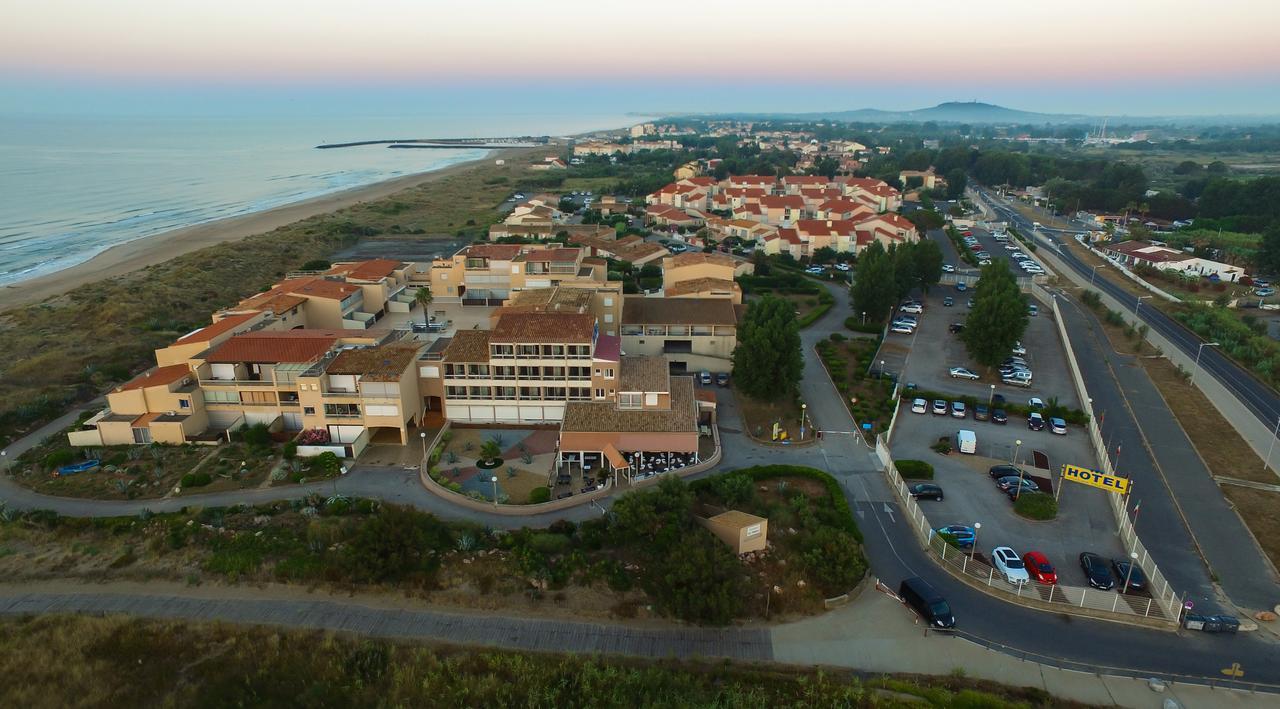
[206, 331, 340, 364]
[593, 334, 621, 362]
[665, 277, 739, 298]
[730, 175, 776, 185]
[506, 287, 595, 312]
[239, 293, 308, 315]
[329, 259, 403, 281]
[284, 277, 360, 300]
[623, 296, 739, 326]
[174, 311, 260, 345]
[520, 248, 581, 263]
[442, 330, 492, 363]
[560, 376, 698, 434]
[796, 219, 859, 236]
[619, 355, 669, 393]
[464, 244, 523, 260]
[668, 251, 734, 269]
[760, 195, 805, 209]
[694, 389, 717, 404]
[327, 342, 423, 381]
[117, 364, 192, 392]
[781, 175, 831, 185]
[490, 312, 596, 343]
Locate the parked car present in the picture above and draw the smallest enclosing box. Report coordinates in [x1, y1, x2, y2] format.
[988, 464, 1024, 480]
[699, 371, 712, 385]
[835, 262, 851, 272]
[949, 323, 965, 334]
[1028, 304, 1039, 316]
[992, 409, 1008, 424]
[942, 264, 956, 273]
[966, 298, 975, 308]
[715, 372, 730, 387]
[1011, 342, 1027, 356]
[996, 476, 1038, 493]
[950, 401, 967, 418]
[911, 398, 928, 414]
[949, 367, 979, 380]
[891, 324, 914, 334]
[1050, 417, 1067, 434]
[909, 483, 944, 501]
[1028, 397, 1045, 409]
[943, 296, 954, 306]
[1027, 412, 1046, 430]
[899, 577, 956, 629]
[900, 302, 923, 314]
[956, 282, 968, 292]
[974, 404, 990, 421]
[1023, 551, 1058, 585]
[932, 399, 948, 415]
[1112, 558, 1148, 592]
[1255, 287, 1276, 297]
[991, 547, 1030, 586]
[1079, 552, 1116, 590]
[935, 525, 975, 547]
[1003, 372, 1032, 387]
[805, 266, 825, 274]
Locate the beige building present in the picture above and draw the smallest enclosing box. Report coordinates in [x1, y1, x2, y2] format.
[698, 509, 768, 554]
[621, 297, 740, 372]
[428, 244, 614, 305]
[296, 341, 425, 447]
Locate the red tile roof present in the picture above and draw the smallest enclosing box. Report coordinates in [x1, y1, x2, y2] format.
[668, 251, 735, 269]
[206, 331, 340, 364]
[760, 195, 805, 209]
[329, 259, 403, 281]
[520, 247, 581, 262]
[796, 219, 858, 236]
[464, 244, 524, 260]
[118, 364, 192, 392]
[174, 311, 260, 345]
[490, 312, 596, 343]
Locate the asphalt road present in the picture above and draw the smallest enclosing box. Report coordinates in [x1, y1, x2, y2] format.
[978, 188, 1280, 433]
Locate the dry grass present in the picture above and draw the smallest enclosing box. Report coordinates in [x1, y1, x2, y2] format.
[733, 386, 802, 441]
[1220, 487, 1280, 571]
[0, 149, 547, 446]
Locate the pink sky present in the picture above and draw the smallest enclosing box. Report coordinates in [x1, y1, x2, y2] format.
[4, 0, 1278, 83]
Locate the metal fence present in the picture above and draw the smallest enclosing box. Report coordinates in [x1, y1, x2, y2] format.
[875, 435, 1181, 626]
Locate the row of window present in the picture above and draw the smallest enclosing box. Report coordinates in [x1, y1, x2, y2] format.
[488, 344, 592, 358]
[442, 364, 595, 379]
[620, 325, 718, 336]
[445, 386, 594, 401]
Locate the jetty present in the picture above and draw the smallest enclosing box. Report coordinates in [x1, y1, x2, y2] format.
[316, 136, 550, 150]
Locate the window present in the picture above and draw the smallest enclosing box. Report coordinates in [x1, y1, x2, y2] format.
[594, 388, 605, 399]
[468, 386, 492, 398]
[604, 313, 614, 323]
[178, 399, 191, 409]
[745, 523, 762, 538]
[519, 386, 541, 399]
[619, 393, 642, 409]
[495, 386, 517, 400]
[645, 393, 658, 406]
[604, 368, 615, 379]
[323, 403, 361, 418]
[603, 297, 614, 307]
[446, 386, 468, 398]
[621, 325, 643, 336]
[518, 344, 540, 357]
[303, 406, 316, 415]
[491, 344, 514, 358]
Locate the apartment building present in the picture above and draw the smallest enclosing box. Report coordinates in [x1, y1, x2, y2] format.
[428, 243, 613, 305]
[621, 296, 740, 372]
[295, 341, 425, 449]
[499, 284, 624, 336]
[660, 251, 750, 304]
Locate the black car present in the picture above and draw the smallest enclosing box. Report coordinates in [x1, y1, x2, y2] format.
[1027, 412, 1046, 431]
[909, 483, 944, 501]
[899, 577, 955, 629]
[949, 323, 965, 334]
[1080, 552, 1115, 590]
[1112, 559, 1148, 592]
[996, 475, 1038, 493]
[715, 372, 730, 387]
[991, 409, 1008, 424]
[974, 404, 990, 421]
[988, 464, 1024, 480]
[943, 297, 954, 307]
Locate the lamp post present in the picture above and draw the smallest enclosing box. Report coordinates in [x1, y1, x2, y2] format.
[1134, 295, 1151, 316]
[491, 476, 499, 507]
[1122, 551, 1139, 594]
[988, 384, 995, 406]
[1090, 263, 1102, 287]
[1013, 439, 1025, 500]
[800, 403, 808, 440]
[879, 360, 885, 380]
[1265, 415, 1280, 474]
[1190, 341, 1219, 386]
[971, 522, 981, 559]
[861, 311, 867, 325]
[419, 430, 428, 460]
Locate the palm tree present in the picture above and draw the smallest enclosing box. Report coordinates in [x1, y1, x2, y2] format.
[480, 439, 502, 464]
[415, 285, 433, 312]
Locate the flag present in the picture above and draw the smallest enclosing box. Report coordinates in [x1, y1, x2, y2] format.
[1132, 499, 1141, 514]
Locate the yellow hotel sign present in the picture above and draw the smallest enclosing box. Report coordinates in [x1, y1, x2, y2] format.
[1061, 465, 1131, 495]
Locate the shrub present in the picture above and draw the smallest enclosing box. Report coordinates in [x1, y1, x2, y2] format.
[282, 442, 298, 460]
[931, 440, 953, 455]
[895, 460, 934, 479]
[180, 472, 212, 488]
[798, 526, 867, 596]
[528, 487, 551, 504]
[43, 449, 76, 470]
[1013, 492, 1058, 520]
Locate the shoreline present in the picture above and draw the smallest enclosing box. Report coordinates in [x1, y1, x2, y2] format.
[0, 146, 535, 311]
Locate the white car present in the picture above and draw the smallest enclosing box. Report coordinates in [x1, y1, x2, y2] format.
[835, 262, 851, 271]
[805, 266, 825, 274]
[890, 324, 914, 334]
[1011, 342, 1027, 356]
[911, 398, 928, 414]
[900, 303, 923, 314]
[949, 367, 979, 380]
[942, 264, 956, 273]
[1028, 397, 1045, 410]
[992, 547, 1030, 585]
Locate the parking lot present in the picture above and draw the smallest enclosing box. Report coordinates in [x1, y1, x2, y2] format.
[892, 403, 1127, 589]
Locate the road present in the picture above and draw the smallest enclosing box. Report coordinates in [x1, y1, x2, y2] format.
[977, 187, 1280, 433]
[2, 279, 1280, 687]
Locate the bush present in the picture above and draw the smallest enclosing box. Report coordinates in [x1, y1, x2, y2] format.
[180, 472, 212, 488]
[1013, 492, 1058, 520]
[844, 316, 883, 334]
[282, 441, 298, 460]
[44, 449, 76, 470]
[931, 440, 953, 455]
[528, 487, 551, 504]
[895, 459, 934, 479]
[798, 527, 867, 596]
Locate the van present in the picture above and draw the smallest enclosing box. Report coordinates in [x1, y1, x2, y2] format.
[1002, 371, 1033, 387]
[898, 577, 955, 629]
[956, 429, 976, 454]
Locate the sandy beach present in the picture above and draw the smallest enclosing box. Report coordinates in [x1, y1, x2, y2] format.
[0, 147, 534, 311]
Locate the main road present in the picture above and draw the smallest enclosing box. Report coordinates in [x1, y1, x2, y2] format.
[1, 279, 1279, 688]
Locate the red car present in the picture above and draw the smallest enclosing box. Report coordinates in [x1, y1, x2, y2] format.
[962, 231, 973, 236]
[1023, 551, 1057, 584]
[969, 244, 983, 251]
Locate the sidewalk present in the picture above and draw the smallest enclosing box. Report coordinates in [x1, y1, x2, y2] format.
[774, 589, 1273, 707]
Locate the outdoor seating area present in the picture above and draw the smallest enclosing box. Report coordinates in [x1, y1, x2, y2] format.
[623, 450, 699, 482]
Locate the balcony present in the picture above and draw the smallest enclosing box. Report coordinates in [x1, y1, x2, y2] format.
[321, 390, 361, 398]
[199, 378, 278, 388]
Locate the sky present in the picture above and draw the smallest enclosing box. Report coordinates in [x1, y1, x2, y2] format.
[3, 0, 1279, 117]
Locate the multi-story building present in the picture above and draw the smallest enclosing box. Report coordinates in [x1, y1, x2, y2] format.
[620, 296, 740, 372]
[428, 244, 614, 305]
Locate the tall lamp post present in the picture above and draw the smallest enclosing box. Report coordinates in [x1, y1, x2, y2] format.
[971, 522, 981, 559]
[1190, 341, 1220, 386]
[1090, 263, 1102, 287]
[1013, 439, 1025, 500]
[988, 384, 995, 406]
[419, 430, 428, 460]
[1134, 295, 1151, 316]
[1122, 551, 1139, 594]
[491, 476, 500, 508]
[1265, 415, 1280, 474]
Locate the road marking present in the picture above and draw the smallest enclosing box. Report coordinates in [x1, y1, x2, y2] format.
[882, 503, 896, 523]
[1221, 662, 1244, 678]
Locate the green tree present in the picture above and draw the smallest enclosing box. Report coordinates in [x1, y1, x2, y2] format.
[944, 168, 967, 199]
[811, 246, 837, 264]
[1257, 224, 1280, 275]
[851, 241, 896, 322]
[415, 285, 433, 311]
[889, 243, 917, 300]
[905, 208, 944, 233]
[961, 262, 1029, 367]
[912, 239, 944, 293]
[347, 505, 452, 585]
[731, 295, 803, 401]
[480, 439, 503, 463]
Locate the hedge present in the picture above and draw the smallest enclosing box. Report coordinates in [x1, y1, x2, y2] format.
[844, 317, 884, 334]
[895, 459, 934, 479]
[899, 386, 1089, 425]
[1013, 491, 1057, 520]
[528, 487, 551, 504]
[180, 472, 212, 488]
[690, 464, 862, 542]
[1008, 226, 1038, 252]
[797, 290, 835, 328]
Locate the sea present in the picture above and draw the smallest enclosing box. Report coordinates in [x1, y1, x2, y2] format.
[0, 111, 636, 286]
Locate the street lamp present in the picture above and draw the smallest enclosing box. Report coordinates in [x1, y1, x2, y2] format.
[1122, 551, 1139, 594]
[419, 430, 428, 459]
[800, 403, 808, 439]
[971, 522, 981, 558]
[861, 311, 867, 325]
[879, 360, 885, 380]
[1190, 341, 1220, 385]
[988, 384, 995, 406]
[1013, 439, 1025, 500]
[1090, 263, 1102, 287]
[1134, 295, 1151, 316]
[1265, 415, 1280, 474]
[491, 475, 500, 507]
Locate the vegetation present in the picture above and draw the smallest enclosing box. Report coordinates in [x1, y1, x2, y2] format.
[796, 288, 835, 328]
[0, 615, 1065, 708]
[961, 262, 1029, 368]
[1013, 492, 1058, 520]
[851, 240, 945, 323]
[900, 387, 1089, 425]
[1175, 302, 1280, 386]
[732, 295, 804, 401]
[895, 460, 934, 480]
[815, 336, 896, 436]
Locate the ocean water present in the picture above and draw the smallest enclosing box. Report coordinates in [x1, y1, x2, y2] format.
[0, 112, 631, 285]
